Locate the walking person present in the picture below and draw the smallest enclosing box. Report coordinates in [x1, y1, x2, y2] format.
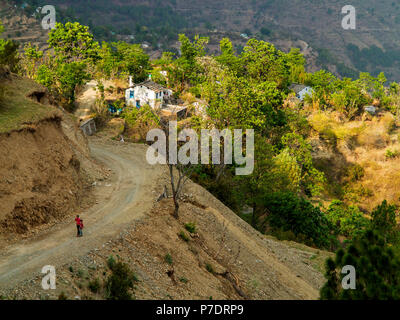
[75, 215, 81, 237]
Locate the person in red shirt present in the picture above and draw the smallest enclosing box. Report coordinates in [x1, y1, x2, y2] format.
[79, 219, 84, 237]
[75, 215, 81, 237]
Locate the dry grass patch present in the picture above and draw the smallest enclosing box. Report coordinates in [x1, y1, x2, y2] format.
[309, 111, 365, 143]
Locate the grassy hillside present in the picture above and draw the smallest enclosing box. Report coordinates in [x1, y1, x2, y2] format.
[0, 69, 58, 133]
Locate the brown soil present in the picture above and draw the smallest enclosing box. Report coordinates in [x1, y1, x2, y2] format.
[0, 113, 105, 242]
[0, 136, 330, 300]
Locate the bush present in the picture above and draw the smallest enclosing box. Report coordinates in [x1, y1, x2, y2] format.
[263, 192, 333, 249]
[165, 253, 173, 265]
[179, 277, 188, 283]
[320, 230, 400, 299]
[385, 149, 400, 159]
[184, 222, 196, 233]
[370, 200, 399, 244]
[88, 278, 101, 293]
[107, 255, 116, 269]
[106, 261, 138, 300]
[178, 231, 190, 242]
[347, 164, 365, 182]
[58, 292, 68, 300]
[325, 200, 369, 238]
[205, 263, 214, 274]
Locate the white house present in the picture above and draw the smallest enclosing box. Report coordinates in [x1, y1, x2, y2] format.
[289, 84, 314, 101]
[125, 76, 173, 109]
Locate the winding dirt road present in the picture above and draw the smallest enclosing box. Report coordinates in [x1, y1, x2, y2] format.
[0, 138, 162, 290]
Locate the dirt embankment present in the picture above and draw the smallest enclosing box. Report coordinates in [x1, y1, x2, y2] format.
[0, 115, 104, 239]
[0, 137, 330, 300]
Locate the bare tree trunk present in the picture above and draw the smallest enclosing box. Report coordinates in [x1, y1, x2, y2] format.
[169, 164, 180, 219]
[148, 110, 195, 219]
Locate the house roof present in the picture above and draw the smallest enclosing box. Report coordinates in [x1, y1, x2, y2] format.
[134, 80, 169, 92]
[289, 83, 308, 94]
[80, 118, 95, 127]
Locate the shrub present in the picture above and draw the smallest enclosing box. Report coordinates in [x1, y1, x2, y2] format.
[105, 261, 138, 300]
[88, 278, 101, 293]
[77, 269, 87, 278]
[107, 255, 116, 269]
[370, 200, 399, 244]
[58, 292, 68, 300]
[347, 164, 365, 182]
[165, 253, 173, 265]
[184, 222, 196, 233]
[342, 184, 373, 203]
[385, 149, 400, 159]
[179, 277, 188, 283]
[205, 263, 214, 274]
[178, 231, 190, 242]
[325, 200, 369, 238]
[263, 192, 333, 249]
[320, 230, 400, 299]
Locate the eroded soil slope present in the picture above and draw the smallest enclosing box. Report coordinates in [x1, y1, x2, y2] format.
[0, 138, 330, 300]
[0, 72, 105, 241]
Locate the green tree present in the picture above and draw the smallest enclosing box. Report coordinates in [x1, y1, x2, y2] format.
[21, 43, 44, 79]
[48, 22, 100, 63]
[200, 65, 285, 132]
[36, 60, 89, 108]
[169, 34, 209, 90]
[235, 136, 283, 228]
[370, 200, 398, 244]
[286, 48, 306, 84]
[306, 70, 337, 107]
[281, 133, 326, 196]
[320, 229, 400, 300]
[263, 192, 332, 248]
[330, 77, 370, 119]
[358, 72, 387, 102]
[35, 22, 97, 108]
[325, 200, 369, 238]
[240, 39, 289, 89]
[0, 20, 19, 72]
[216, 38, 240, 73]
[106, 261, 137, 300]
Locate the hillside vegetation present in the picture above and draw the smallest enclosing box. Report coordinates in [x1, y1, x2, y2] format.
[2, 12, 400, 299]
[7, 0, 400, 80]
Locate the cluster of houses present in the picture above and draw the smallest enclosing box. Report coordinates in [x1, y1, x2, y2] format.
[80, 75, 382, 136]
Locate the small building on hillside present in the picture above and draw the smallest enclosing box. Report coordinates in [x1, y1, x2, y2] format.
[289, 83, 314, 101]
[80, 118, 96, 136]
[125, 76, 173, 109]
[161, 104, 189, 120]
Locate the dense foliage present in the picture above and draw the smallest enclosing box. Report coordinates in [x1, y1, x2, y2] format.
[321, 201, 400, 299]
[263, 192, 333, 248]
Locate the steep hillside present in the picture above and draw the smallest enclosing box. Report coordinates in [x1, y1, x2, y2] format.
[8, 0, 400, 80]
[0, 0, 49, 52]
[0, 138, 332, 300]
[310, 110, 400, 213]
[0, 68, 105, 243]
